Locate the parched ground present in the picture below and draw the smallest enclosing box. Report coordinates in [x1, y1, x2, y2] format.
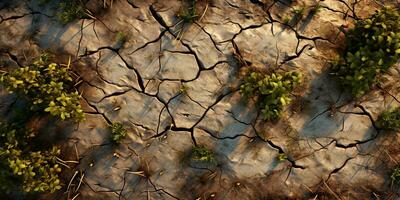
[1, 0, 400, 199]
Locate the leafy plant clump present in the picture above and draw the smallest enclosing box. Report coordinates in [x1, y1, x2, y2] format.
[110, 123, 127, 144]
[377, 107, 400, 131]
[331, 7, 400, 97]
[190, 146, 216, 164]
[58, 0, 87, 24]
[0, 122, 62, 193]
[0, 54, 84, 121]
[240, 71, 302, 120]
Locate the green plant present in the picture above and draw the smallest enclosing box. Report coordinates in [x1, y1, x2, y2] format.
[0, 122, 62, 193]
[190, 146, 216, 164]
[57, 0, 87, 24]
[331, 7, 400, 97]
[309, 3, 322, 16]
[7, 148, 62, 193]
[277, 153, 288, 162]
[179, 84, 189, 95]
[116, 31, 128, 44]
[109, 123, 127, 144]
[284, 6, 305, 26]
[177, 0, 198, 23]
[377, 107, 400, 131]
[240, 71, 302, 120]
[391, 166, 400, 183]
[293, 7, 305, 17]
[0, 54, 84, 121]
[283, 16, 290, 25]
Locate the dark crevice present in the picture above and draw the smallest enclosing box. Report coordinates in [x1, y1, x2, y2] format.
[5, 51, 23, 67]
[326, 157, 354, 181]
[128, 29, 167, 55]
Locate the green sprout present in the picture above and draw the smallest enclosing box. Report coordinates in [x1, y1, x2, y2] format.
[177, 0, 198, 23]
[116, 31, 128, 44]
[190, 146, 216, 164]
[110, 123, 127, 144]
[377, 107, 400, 131]
[179, 84, 189, 95]
[391, 166, 400, 184]
[281, 6, 306, 26]
[283, 16, 291, 25]
[309, 3, 322, 16]
[277, 153, 288, 162]
[293, 7, 305, 17]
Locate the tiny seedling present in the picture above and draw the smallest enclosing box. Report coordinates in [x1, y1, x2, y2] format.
[179, 84, 189, 95]
[109, 123, 127, 144]
[190, 146, 216, 164]
[116, 31, 128, 44]
[277, 153, 288, 162]
[177, 0, 198, 23]
[283, 6, 305, 26]
[178, 9, 197, 23]
[293, 7, 305, 16]
[391, 166, 400, 184]
[309, 3, 322, 16]
[377, 107, 400, 131]
[283, 16, 290, 25]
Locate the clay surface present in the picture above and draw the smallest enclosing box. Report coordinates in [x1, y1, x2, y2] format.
[1, 0, 400, 199]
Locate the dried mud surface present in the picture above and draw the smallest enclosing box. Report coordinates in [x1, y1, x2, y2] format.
[1, 0, 400, 199]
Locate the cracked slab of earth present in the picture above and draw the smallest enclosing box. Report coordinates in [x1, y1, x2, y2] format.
[1, 0, 400, 199]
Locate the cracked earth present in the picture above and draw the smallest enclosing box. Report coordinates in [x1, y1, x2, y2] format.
[1, 0, 400, 199]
